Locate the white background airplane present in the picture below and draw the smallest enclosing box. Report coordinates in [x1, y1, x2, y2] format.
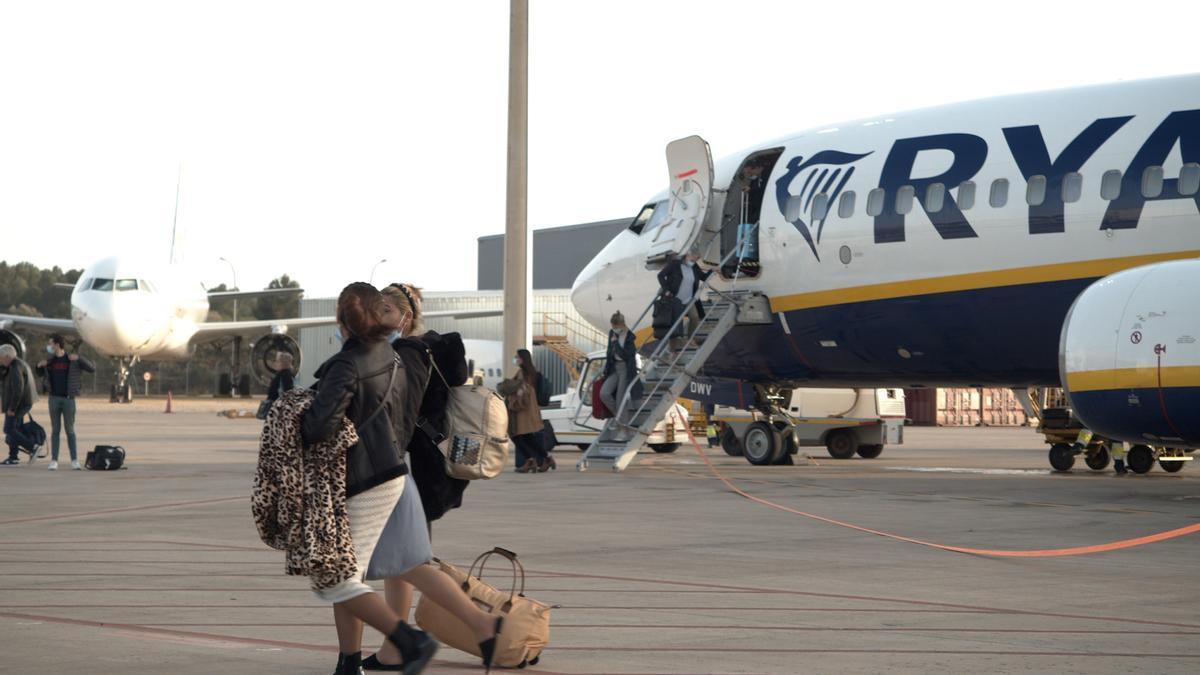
[570, 74, 1200, 456]
[0, 256, 498, 401]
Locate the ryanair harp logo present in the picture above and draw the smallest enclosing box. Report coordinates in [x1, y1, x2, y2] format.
[774, 150, 872, 260]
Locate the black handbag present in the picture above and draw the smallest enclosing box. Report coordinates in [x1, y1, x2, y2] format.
[18, 413, 46, 451]
[651, 295, 683, 340]
[85, 445, 125, 470]
[255, 399, 272, 420]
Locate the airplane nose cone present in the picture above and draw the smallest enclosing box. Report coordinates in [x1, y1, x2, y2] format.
[570, 264, 602, 330]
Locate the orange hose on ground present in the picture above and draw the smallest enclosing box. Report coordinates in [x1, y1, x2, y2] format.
[681, 424, 1200, 557]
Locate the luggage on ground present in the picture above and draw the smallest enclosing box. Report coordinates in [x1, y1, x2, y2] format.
[415, 547, 555, 669]
[85, 445, 125, 470]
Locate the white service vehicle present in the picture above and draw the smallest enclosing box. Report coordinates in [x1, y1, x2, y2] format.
[542, 350, 691, 454]
[714, 388, 906, 465]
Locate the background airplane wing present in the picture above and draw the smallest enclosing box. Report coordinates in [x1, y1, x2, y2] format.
[0, 314, 78, 337]
[188, 308, 503, 342]
[207, 288, 305, 302]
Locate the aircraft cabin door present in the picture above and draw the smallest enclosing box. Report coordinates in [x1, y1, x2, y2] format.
[644, 135, 714, 268]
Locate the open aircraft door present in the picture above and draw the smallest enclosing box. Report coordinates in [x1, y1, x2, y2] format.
[645, 135, 714, 268]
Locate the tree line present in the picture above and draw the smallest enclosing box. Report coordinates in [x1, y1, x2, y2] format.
[1, 261, 302, 396]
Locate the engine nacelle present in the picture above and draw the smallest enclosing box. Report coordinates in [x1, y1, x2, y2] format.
[1060, 260, 1200, 448]
[0, 329, 27, 361]
[250, 334, 301, 386]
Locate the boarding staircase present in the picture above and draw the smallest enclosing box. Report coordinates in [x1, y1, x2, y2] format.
[533, 312, 607, 379]
[578, 227, 771, 472]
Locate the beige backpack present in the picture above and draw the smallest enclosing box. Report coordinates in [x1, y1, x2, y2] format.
[425, 362, 510, 480]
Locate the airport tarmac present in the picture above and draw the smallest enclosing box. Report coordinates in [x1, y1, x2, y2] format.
[1, 397, 1198, 675]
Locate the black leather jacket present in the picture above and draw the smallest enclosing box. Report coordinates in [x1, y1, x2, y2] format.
[301, 337, 429, 498]
[402, 331, 469, 522]
[1, 358, 33, 415]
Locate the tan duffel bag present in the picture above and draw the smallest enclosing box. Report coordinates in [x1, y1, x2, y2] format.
[414, 548, 555, 668]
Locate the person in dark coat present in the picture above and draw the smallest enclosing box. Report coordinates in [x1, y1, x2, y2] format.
[1, 344, 37, 465]
[265, 352, 296, 403]
[35, 333, 95, 470]
[600, 311, 638, 420]
[657, 247, 711, 348]
[298, 282, 440, 675]
[362, 283, 502, 671]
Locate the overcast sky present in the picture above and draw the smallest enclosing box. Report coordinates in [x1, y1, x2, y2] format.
[0, 0, 1194, 297]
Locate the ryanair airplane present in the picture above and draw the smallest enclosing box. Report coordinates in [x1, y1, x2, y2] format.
[571, 74, 1200, 453]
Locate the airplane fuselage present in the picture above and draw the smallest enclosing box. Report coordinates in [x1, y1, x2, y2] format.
[69, 256, 209, 359]
[573, 75, 1200, 388]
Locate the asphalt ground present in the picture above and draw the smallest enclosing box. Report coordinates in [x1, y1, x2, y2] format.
[1, 397, 1198, 674]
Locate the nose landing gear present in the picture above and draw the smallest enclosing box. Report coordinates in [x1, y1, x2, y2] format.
[109, 356, 139, 403]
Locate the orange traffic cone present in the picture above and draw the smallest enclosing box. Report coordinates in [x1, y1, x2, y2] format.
[165, 390, 173, 414]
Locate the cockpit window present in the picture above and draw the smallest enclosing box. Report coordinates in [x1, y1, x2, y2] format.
[627, 200, 669, 236]
[139, 279, 155, 293]
[115, 279, 139, 291]
[92, 278, 114, 291]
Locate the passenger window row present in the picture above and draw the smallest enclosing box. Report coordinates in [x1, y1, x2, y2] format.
[811, 163, 1200, 220]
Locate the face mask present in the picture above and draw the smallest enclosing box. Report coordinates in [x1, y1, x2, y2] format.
[334, 328, 345, 344]
[46, 345, 56, 355]
[512, 357, 520, 366]
[388, 330, 403, 343]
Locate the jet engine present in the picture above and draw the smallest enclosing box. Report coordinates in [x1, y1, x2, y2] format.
[0, 329, 26, 360]
[250, 334, 302, 386]
[1060, 259, 1200, 448]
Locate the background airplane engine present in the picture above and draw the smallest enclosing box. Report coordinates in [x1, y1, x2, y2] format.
[0, 329, 26, 360]
[250, 334, 301, 386]
[1059, 260, 1200, 448]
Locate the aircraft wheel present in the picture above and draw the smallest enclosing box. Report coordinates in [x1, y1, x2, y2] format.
[237, 374, 253, 398]
[650, 443, 680, 454]
[720, 426, 744, 456]
[576, 444, 590, 452]
[1128, 444, 1155, 474]
[825, 430, 858, 459]
[1084, 445, 1111, 471]
[773, 429, 798, 465]
[743, 421, 782, 465]
[109, 384, 119, 403]
[857, 444, 884, 459]
[1159, 450, 1185, 473]
[1049, 443, 1075, 471]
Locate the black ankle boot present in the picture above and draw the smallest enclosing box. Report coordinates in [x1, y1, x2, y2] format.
[386, 622, 437, 675]
[334, 651, 364, 675]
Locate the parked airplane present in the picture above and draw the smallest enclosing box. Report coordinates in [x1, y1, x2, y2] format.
[571, 74, 1200, 463]
[0, 256, 497, 402]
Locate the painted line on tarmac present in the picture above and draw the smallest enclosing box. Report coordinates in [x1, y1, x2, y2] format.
[0, 497, 247, 525]
[681, 426, 1200, 558]
[546, 646, 1200, 658]
[529, 569, 1200, 630]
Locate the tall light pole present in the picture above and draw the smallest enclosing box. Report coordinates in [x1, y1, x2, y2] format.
[219, 257, 239, 321]
[369, 258, 388, 285]
[502, 0, 530, 372]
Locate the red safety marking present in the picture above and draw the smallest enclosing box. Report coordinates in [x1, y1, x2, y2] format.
[680, 424, 1200, 557]
[676, 168, 698, 179]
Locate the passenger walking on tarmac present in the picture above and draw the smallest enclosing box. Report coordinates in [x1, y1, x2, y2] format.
[658, 246, 711, 350]
[500, 349, 552, 473]
[600, 311, 638, 421]
[1, 344, 38, 466]
[360, 282, 503, 671]
[298, 282, 443, 675]
[265, 351, 295, 404]
[35, 334, 94, 470]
